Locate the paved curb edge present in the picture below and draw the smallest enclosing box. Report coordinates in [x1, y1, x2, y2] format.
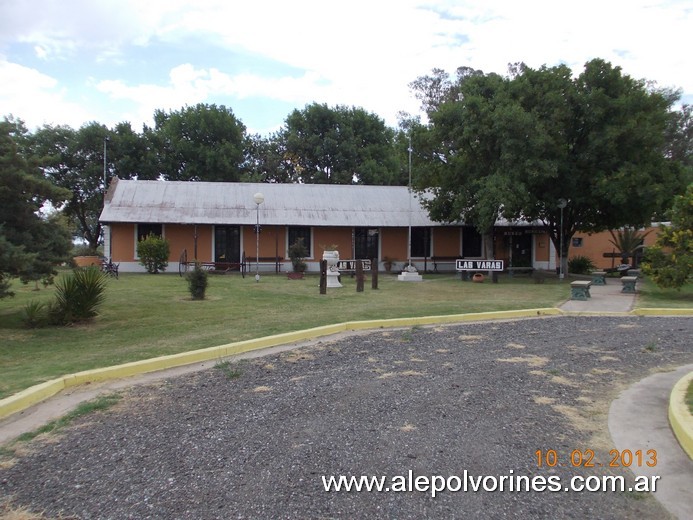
[668, 371, 693, 460]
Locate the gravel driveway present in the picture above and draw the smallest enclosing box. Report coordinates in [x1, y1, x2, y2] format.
[1, 315, 692, 519]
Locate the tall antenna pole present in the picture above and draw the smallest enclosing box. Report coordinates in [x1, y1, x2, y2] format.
[398, 132, 422, 282]
[407, 134, 412, 269]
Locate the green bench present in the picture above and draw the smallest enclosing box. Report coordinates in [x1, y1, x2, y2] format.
[621, 276, 638, 293]
[570, 280, 592, 300]
[591, 271, 607, 285]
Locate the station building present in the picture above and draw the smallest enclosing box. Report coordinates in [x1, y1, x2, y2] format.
[99, 178, 658, 274]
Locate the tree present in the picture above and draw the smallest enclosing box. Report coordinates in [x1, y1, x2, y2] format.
[279, 103, 402, 184]
[31, 122, 110, 251]
[414, 60, 687, 273]
[0, 119, 72, 297]
[147, 104, 247, 181]
[110, 121, 160, 181]
[642, 184, 693, 289]
[409, 66, 484, 117]
[242, 132, 295, 183]
[608, 227, 651, 265]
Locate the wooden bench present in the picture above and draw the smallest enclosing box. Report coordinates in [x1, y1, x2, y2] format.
[591, 271, 607, 286]
[244, 256, 283, 273]
[570, 280, 592, 300]
[621, 276, 638, 293]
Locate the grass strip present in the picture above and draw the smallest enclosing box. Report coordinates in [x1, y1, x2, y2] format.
[15, 393, 122, 443]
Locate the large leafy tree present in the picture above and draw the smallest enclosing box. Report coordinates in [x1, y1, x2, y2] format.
[31, 122, 111, 251]
[0, 119, 72, 297]
[414, 59, 687, 272]
[242, 132, 295, 183]
[147, 103, 247, 181]
[29, 121, 153, 251]
[665, 103, 693, 184]
[279, 103, 403, 184]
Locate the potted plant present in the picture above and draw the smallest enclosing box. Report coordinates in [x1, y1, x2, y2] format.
[288, 238, 308, 279]
[383, 256, 395, 272]
[322, 244, 340, 269]
[72, 244, 101, 268]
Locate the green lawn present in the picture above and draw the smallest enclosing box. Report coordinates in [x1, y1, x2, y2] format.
[635, 277, 693, 309]
[0, 270, 689, 399]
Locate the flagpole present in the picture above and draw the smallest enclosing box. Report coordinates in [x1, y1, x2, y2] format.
[407, 134, 412, 269]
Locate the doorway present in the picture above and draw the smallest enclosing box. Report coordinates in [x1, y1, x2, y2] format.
[215, 226, 241, 265]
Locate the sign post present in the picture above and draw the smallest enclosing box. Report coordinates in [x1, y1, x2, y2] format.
[456, 259, 504, 282]
[455, 260, 504, 271]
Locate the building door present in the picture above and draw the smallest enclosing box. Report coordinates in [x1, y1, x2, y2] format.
[215, 226, 241, 265]
[508, 232, 533, 267]
[354, 227, 379, 260]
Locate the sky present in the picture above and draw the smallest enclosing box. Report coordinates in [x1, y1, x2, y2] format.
[1, 0, 691, 137]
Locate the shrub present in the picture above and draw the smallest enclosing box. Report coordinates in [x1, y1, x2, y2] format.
[50, 267, 108, 325]
[568, 255, 596, 275]
[22, 300, 47, 328]
[137, 234, 170, 274]
[642, 186, 692, 289]
[186, 263, 209, 300]
[288, 238, 308, 273]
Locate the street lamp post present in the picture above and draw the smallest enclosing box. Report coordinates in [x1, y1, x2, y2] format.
[103, 136, 110, 259]
[558, 199, 567, 280]
[253, 192, 265, 282]
[103, 136, 110, 187]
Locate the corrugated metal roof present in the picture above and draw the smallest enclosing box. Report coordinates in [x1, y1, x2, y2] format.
[100, 179, 443, 227]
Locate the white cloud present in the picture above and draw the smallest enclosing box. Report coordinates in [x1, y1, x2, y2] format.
[0, 60, 92, 128]
[0, 0, 690, 133]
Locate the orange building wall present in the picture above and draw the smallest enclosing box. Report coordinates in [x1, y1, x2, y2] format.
[432, 227, 460, 256]
[493, 234, 508, 263]
[534, 233, 551, 262]
[312, 228, 353, 259]
[109, 223, 215, 263]
[243, 225, 286, 260]
[109, 223, 135, 262]
[166, 224, 211, 262]
[381, 228, 408, 262]
[568, 226, 660, 269]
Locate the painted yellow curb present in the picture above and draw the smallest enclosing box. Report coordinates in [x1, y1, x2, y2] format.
[669, 371, 693, 460]
[0, 306, 688, 422]
[0, 379, 66, 421]
[0, 308, 561, 421]
[345, 308, 562, 330]
[633, 308, 693, 316]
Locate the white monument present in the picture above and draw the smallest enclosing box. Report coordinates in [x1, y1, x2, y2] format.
[323, 250, 343, 288]
[397, 264, 423, 282]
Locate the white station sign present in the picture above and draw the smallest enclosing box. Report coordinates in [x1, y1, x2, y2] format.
[455, 260, 505, 271]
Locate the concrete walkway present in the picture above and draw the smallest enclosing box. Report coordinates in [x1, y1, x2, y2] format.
[559, 278, 636, 313]
[559, 279, 693, 518]
[609, 364, 693, 520]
